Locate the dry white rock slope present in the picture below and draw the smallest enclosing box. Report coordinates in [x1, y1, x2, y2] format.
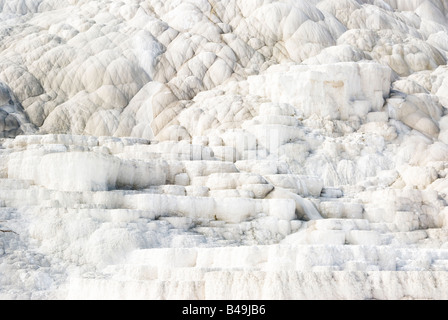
[1, 0, 448, 300]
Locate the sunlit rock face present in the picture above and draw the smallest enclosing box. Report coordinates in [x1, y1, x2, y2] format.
[1, 0, 448, 300]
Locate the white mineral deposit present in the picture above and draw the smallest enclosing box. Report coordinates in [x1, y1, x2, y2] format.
[1, 0, 448, 300]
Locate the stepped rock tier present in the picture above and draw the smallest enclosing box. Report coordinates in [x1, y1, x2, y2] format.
[1, 0, 448, 300]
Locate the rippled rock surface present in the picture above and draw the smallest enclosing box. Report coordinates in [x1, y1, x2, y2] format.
[1, 0, 448, 300]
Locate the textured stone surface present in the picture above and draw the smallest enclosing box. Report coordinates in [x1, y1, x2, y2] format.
[1, 0, 448, 300]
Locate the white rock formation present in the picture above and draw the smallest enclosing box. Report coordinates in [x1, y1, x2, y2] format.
[1, 0, 448, 300]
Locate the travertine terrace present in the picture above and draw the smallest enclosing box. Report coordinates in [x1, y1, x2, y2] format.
[1, 0, 448, 299]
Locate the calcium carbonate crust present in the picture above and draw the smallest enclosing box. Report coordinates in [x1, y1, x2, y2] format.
[1, 0, 448, 300]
